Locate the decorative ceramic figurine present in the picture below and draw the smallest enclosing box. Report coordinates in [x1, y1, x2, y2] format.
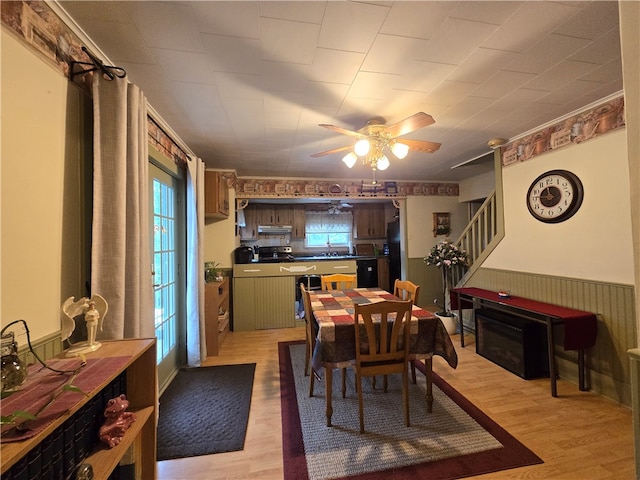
[99, 394, 136, 448]
[61, 294, 108, 357]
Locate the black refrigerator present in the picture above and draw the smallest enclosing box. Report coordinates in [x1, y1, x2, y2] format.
[387, 219, 401, 289]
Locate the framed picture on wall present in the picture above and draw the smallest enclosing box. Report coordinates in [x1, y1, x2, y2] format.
[433, 212, 450, 237]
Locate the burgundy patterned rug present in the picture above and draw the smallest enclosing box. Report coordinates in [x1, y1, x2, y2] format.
[279, 341, 542, 480]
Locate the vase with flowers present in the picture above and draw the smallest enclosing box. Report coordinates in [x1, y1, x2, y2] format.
[424, 240, 469, 333]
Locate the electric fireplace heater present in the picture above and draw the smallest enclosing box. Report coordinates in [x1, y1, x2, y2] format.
[475, 308, 549, 379]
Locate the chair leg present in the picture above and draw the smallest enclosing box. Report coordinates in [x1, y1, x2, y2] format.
[341, 367, 347, 398]
[403, 369, 410, 427]
[410, 360, 417, 384]
[383, 374, 388, 393]
[309, 367, 315, 397]
[304, 342, 310, 376]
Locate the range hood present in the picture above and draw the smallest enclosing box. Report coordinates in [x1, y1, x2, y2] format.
[258, 225, 292, 235]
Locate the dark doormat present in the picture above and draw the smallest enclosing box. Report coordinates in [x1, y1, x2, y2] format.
[157, 363, 256, 461]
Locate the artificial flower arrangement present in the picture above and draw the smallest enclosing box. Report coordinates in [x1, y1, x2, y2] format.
[424, 240, 469, 316]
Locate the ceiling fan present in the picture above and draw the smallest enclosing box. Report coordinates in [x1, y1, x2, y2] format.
[327, 200, 352, 214]
[311, 112, 441, 174]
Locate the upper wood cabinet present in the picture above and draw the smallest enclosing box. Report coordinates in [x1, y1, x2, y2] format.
[239, 207, 258, 240]
[291, 205, 306, 238]
[205, 171, 229, 219]
[354, 203, 386, 239]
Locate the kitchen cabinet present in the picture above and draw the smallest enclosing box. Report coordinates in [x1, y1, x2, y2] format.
[233, 259, 356, 331]
[239, 206, 258, 240]
[205, 278, 230, 356]
[233, 276, 296, 330]
[291, 205, 306, 238]
[1, 339, 157, 480]
[257, 204, 293, 225]
[204, 171, 229, 219]
[354, 203, 386, 239]
[256, 205, 276, 225]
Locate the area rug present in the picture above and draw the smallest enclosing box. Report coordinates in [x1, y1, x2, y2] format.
[279, 341, 542, 480]
[157, 363, 256, 461]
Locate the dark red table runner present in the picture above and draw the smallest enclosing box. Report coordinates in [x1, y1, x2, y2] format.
[451, 287, 597, 351]
[1, 356, 132, 442]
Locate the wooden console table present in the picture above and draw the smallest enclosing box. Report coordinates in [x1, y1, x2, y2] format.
[451, 287, 597, 397]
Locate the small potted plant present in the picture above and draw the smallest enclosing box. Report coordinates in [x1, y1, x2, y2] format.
[424, 240, 469, 333]
[204, 261, 222, 283]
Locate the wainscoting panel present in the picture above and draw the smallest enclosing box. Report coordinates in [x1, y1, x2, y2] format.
[16, 330, 65, 365]
[468, 267, 636, 405]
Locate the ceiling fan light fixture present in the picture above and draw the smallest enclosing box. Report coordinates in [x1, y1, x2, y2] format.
[391, 141, 409, 159]
[342, 152, 357, 168]
[354, 139, 370, 156]
[377, 155, 390, 170]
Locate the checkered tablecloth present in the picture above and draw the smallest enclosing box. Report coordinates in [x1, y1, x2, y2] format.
[310, 288, 458, 373]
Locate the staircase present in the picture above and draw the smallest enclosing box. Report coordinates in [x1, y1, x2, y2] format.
[450, 190, 504, 288]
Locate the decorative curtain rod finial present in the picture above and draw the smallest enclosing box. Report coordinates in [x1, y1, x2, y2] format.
[69, 46, 127, 82]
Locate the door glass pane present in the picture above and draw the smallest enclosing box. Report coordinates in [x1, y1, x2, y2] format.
[153, 177, 177, 363]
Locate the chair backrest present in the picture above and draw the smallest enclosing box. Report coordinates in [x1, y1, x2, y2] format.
[321, 274, 357, 291]
[299, 283, 314, 341]
[353, 300, 413, 367]
[394, 279, 420, 305]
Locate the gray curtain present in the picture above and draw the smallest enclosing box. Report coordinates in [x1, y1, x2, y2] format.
[91, 75, 154, 340]
[186, 155, 206, 365]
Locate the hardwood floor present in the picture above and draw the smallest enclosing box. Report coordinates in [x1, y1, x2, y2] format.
[157, 325, 636, 480]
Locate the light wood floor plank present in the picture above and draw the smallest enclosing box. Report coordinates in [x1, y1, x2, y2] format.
[157, 326, 635, 480]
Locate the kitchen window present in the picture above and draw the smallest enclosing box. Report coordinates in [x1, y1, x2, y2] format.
[305, 211, 352, 249]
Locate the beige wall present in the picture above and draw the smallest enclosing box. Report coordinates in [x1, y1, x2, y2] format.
[203, 186, 237, 269]
[1, 28, 88, 340]
[485, 128, 633, 285]
[404, 194, 468, 307]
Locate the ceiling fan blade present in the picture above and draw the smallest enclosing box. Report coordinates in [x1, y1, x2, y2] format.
[319, 124, 363, 138]
[399, 138, 441, 153]
[384, 112, 435, 138]
[310, 145, 354, 158]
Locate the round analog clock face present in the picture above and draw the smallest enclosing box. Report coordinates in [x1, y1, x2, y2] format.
[526, 169, 584, 223]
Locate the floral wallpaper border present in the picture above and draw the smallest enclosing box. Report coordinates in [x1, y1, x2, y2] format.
[500, 96, 625, 166]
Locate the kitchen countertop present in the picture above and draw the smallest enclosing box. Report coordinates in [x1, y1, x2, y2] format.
[251, 255, 386, 263]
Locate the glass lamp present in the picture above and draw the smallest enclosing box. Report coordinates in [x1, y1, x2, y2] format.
[391, 141, 409, 159]
[377, 155, 390, 170]
[1, 332, 27, 393]
[354, 139, 370, 156]
[342, 152, 357, 168]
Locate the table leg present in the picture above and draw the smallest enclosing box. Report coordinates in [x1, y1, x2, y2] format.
[546, 318, 558, 397]
[457, 293, 465, 348]
[325, 367, 333, 427]
[424, 358, 433, 413]
[578, 349, 588, 391]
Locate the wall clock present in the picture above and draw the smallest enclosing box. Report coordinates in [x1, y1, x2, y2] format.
[526, 169, 584, 223]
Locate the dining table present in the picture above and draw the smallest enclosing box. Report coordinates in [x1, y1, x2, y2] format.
[309, 287, 458, 427]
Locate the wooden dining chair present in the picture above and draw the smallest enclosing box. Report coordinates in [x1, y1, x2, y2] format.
[351, 299, 413, 433]
[321, 274, 357, 291]
[299, 283, 316, 397]
[394, 279, 422, 384]
[394, 279, 420, 304]
[301, 282, 348, 399]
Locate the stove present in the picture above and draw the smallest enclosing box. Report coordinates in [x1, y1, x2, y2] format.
[257, 246, 293, 263]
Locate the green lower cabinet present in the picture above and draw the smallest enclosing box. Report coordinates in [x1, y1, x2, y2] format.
[233, 276, 296, 331]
